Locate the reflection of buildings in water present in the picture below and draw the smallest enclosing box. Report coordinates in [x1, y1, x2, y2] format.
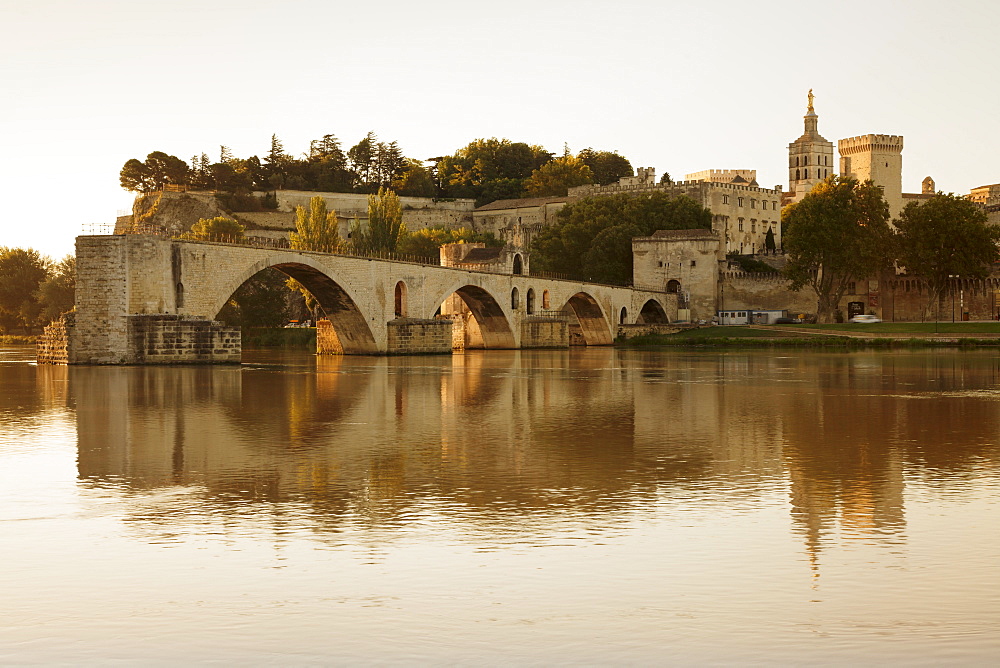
[59, 350, 1000, 551]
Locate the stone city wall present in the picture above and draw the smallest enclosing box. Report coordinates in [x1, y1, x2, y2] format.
[719, 271, 816, 315]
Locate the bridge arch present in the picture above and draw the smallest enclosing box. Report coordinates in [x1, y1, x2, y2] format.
[432, 282, 516, 349]
[638, 298, 669, 323]
[210, 255, 378, 354]
[562, 292, 613, 346]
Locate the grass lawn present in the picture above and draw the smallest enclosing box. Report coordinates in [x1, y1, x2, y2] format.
[770, 322, 1000, 334]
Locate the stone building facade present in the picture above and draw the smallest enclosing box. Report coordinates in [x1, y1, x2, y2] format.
[632, 229, 723, 322]
[471, 196, 569, 247]
[569, 171, 783, 256]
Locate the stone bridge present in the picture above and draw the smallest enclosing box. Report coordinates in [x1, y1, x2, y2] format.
[60, 234, 675, 364]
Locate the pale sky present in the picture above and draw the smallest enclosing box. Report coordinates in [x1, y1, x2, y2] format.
[2, 0, 998, 259]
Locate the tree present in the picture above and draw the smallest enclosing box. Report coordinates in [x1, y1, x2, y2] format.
[524, 155, 594, 197]
[393, 159, 437, 197]
[182, 216, 245, 241]
[216, 268, 292, 328]
[396, 226, 502, 257]
[531, 192, 712, 284]
[895, 192, 1000, 320]
[348, 131, 378, 192]
[764, 227, 777, 253]
[36, 255, 75, 322]
[577, 148, 633, 185]
[120, 158, 153, 193]
[309, 134, 352, 192]
[352, 187, 405, 253]
[436, 138, 552, 205]
[782, 176, 894, 323]
[0, 247, 50, 333]
[290, 196, 343, 252]
[119, 152, 189, 192]
[375, 140, 407, 190]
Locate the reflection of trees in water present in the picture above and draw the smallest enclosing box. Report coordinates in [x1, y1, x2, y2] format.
[780, 351, 1000, 573]
[60, 350, 1000, 549]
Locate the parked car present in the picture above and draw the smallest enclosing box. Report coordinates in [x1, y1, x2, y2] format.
[849, 314, 881, 323]
[774, 317, 799, 324]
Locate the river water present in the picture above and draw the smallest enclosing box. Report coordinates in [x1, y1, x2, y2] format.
[1, 345, 998, 665]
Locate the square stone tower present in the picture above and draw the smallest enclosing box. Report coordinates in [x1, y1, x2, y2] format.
[838, 134, 904, 220]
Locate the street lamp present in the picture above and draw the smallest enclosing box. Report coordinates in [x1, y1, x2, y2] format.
[949, 275, 958, 323]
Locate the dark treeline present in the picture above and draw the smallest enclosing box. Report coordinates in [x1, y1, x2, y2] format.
[0, 248, 75, 334]
[120, 135, 635, 207]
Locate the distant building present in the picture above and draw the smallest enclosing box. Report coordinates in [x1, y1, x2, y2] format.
[967, 183, 1000, 227]
[569, 169, 782, 256]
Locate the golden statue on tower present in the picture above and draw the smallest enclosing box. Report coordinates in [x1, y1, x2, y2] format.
[807, 89, 815, 113]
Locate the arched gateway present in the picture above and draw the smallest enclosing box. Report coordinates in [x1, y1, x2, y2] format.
[56, 235, 675, 364]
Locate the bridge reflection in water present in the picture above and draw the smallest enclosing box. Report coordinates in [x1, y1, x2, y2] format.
[62, 349, 1000, 568]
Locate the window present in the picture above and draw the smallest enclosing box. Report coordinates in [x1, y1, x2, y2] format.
[738, 218, 744, 231]
[658, 261, 663, 267]
[804, 169, 809, 179]
[722, 194, 730, 204]
[751, 199, 757, 209]
[804, 156, 809, 166]
[795, 169, 800, 180]
[795, 157, 799, 167]
[511, 287, 519, 309]
[751, 220, 756, 232]
[738, 197, 744, 207]
[847, 282, 856, 294]
[690, 260, 696, 267]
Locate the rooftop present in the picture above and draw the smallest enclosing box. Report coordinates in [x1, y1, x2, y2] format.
[475, 196, 570, 212]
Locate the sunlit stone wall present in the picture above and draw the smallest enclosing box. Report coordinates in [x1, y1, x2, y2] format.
[386, 318, 452, 354]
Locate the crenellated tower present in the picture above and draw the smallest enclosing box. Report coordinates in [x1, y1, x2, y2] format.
[787, 90, 835, 203]
[838, 134, 904, 219]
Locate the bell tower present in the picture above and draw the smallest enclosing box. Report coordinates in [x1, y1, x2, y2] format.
[787, 90, 835, 203]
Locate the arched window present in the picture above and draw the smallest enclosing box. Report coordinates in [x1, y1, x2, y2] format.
[795, 169, 800, 180]
[511, 287, 520, 310]
[542, 290, 550, 310]
[394, 281, 407, 317]
[804, 169, 809, 179]
[619, 307, 627, 324]
[512, 254, 523, 275]
[175, 282, 184, 309]
[666, 280, 681, 293]
[795, 157, 799, 167]
[526, 288, 535, 314]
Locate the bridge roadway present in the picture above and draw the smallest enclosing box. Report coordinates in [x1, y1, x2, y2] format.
[69, 234, 676, 363]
